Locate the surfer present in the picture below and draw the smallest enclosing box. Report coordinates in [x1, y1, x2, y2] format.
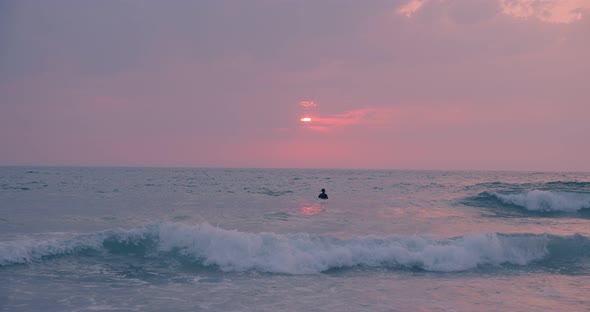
[318, 188, 328, 199]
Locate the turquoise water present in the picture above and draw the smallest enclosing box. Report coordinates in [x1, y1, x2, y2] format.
[1, 167, 590, 311]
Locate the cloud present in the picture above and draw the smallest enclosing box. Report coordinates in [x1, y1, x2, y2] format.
[299, 102, 562, 134]
[500, 0, 590, 23]
[299, 100, 318, 108]
[396, 0, 590, 23]
[397, 0, 428, 17]
[301, 108, 393, 131]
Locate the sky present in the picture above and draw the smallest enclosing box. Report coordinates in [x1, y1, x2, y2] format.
[1, 0, 589, 171]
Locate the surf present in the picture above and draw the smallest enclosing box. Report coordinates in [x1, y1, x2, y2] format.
[492, 190, 590, 212]
[2, 222, 589, 274]
[463, 190, 590, 213]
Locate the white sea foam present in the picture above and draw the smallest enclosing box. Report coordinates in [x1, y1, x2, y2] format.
[0, 223, 552, 273]
[493, 190, 590, 212]
[0, 223, 547, 274]
[155, 223, 550, 273]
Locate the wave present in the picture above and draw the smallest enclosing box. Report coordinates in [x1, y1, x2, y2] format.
[494, 190, 590, 212]
[461, 189, 590, 214]
[0, 228, 155, 266]
[544, 181, 590, 191]
[2, 223, 588, 274]
[491, 190, 590, 212]
[466, 181, 590, 193]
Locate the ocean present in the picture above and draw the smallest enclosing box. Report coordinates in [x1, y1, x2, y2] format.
[1, 167, 590, 311]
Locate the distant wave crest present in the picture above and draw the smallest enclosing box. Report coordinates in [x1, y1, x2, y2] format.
[468, 181, 590, 193]
[0, 228, 153, 267]
[492, 190, 590, 212]
[1, 223, 588, 274]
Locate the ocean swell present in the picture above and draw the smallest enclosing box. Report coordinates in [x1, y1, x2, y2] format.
[1, 223, 586, 274]
[492, 190, 590, 212]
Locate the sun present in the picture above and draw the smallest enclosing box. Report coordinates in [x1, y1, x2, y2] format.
[300, 117, 312, 122]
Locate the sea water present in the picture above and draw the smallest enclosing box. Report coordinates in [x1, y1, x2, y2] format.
[1, 167, 590, 311]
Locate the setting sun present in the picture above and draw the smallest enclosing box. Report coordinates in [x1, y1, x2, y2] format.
[300, 117, 312, 122]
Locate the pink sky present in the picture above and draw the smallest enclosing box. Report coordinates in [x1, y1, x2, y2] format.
[1, 0, 589, 171]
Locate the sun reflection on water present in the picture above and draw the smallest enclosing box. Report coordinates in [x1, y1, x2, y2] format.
[300, 203, 325, 216]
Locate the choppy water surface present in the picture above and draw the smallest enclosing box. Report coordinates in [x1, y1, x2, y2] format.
[1, 167, 590, 311]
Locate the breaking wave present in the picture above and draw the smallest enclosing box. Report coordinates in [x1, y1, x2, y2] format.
[2, 223, 588, 274]
[492, 190, 590, 212]
[466, 181, 590, 193]
[463, 190, 590, 213]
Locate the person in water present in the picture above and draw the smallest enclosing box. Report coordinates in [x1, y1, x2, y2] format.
[318, 188, 328, 199]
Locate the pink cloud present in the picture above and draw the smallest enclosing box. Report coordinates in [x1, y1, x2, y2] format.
[299, 100, 319, 108]
[299, 101, 567, 135]
[500, 0, 590, 23]
[397, 0, 428, 18]
[396, 0, 590, 23]
[301, 108, 394, 131]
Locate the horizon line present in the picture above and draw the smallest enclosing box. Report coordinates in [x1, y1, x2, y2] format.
[0, 164, 588, 174]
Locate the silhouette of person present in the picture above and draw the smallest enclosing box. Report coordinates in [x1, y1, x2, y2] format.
[318, 188, 328, 199]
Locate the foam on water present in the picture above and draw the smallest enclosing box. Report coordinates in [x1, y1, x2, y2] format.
[492, 190, 590, 212]
[0, 228, 152, 266]
[2, 222, 585, 274]
[156, 223, 551, 273]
